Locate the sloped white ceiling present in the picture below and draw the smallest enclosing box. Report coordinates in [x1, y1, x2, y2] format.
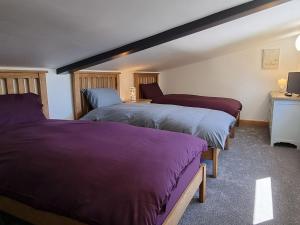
[90, 0, 300, 71]
[1, 0, 299, 71]
[0, 0, 251, 68]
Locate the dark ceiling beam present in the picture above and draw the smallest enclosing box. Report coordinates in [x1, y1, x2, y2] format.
[57, 0, 290, 74]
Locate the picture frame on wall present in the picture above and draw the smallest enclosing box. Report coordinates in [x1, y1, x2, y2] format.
[262, 49, 280, 70]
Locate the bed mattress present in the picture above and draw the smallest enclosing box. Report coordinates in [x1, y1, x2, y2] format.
[0, 120, 207, 225]
[81, 103, 236, 149]
[0, 151, 201, 225]
[155, 156, 200, 225]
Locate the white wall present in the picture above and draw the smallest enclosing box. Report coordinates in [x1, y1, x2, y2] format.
[46, 70, 73, 119]
[2, 37, 300, 121]
[159, 37, 300, 121]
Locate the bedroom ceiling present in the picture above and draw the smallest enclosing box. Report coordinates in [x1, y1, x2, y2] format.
[0, 0, 300, 71]
[89, 0, 300, 71]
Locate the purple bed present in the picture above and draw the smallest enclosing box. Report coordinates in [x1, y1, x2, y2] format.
[140, 83, 242, 119]
[0, 93, 207, 225]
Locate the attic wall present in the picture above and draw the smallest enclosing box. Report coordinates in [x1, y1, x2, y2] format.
[159, 36, 300, 121]
[1, 36, 299, 121]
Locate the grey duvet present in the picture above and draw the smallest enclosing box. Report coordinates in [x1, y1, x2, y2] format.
[81, 103, 236, 149]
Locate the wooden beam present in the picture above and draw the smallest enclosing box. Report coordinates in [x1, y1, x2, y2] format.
[56, 0, 290, 74]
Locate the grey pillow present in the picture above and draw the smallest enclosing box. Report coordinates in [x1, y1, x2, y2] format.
[85, 88, 122, 109]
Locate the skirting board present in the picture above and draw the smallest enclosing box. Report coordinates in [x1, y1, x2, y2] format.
[239, 120, 269, 127]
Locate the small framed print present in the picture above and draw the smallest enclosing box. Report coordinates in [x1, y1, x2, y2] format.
[262, 49, 280, 70]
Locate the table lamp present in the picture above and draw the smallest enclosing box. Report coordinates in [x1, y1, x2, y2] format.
[277, 78, 287, 93]
[129, 87, 136, 101]
[296, 35, 300, 51]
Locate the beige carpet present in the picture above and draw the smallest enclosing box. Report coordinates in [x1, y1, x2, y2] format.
[179, 125, 300, 225]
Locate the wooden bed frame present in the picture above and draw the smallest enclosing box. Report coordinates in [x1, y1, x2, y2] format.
[134, 72, 160, 99]
[0, 70, 206, 225]
[0, 70, 49, 118]
[133, 72, 241, 128]
[72, 71, 120, 119]
[72, 71, 220, 178]
[134, 72, 238, 177]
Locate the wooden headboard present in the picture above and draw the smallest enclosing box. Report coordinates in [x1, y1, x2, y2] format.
[134, 72, 159, 99]
[72, 71, 120, 119]
[0, 70, 49, 118]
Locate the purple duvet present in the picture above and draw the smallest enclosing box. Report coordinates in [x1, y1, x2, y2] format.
[151, 94, 242, 117]
[0, 120, 207, 225]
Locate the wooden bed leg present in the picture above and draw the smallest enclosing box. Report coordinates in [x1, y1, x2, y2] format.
[201, 148, 220, 178]
[212, 149, 220, 178]
[199, 164, 206, 203]
[230, 126, 235, 138]
[224, 137, 230, 150]
[236, 112, 240, 127]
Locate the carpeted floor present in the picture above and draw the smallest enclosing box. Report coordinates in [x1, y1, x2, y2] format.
[179, 126, 300, 225]
[1, 126, 300, 225]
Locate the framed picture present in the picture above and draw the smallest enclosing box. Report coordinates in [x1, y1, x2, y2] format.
[262, 49, 280, 70]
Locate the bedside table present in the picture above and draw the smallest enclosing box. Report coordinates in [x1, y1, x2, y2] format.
[124, 99, 152, 104]
[269, 91, 300, 149]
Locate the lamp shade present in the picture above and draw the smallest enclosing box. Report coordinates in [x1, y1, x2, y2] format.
[129, 87, 136, 101]
[277, 78, 287, 93]
[296, 35, 300, 51]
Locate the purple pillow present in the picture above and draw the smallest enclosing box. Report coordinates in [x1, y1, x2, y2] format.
[140, 83, 164, 99]
[0, 93, 46, 126]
